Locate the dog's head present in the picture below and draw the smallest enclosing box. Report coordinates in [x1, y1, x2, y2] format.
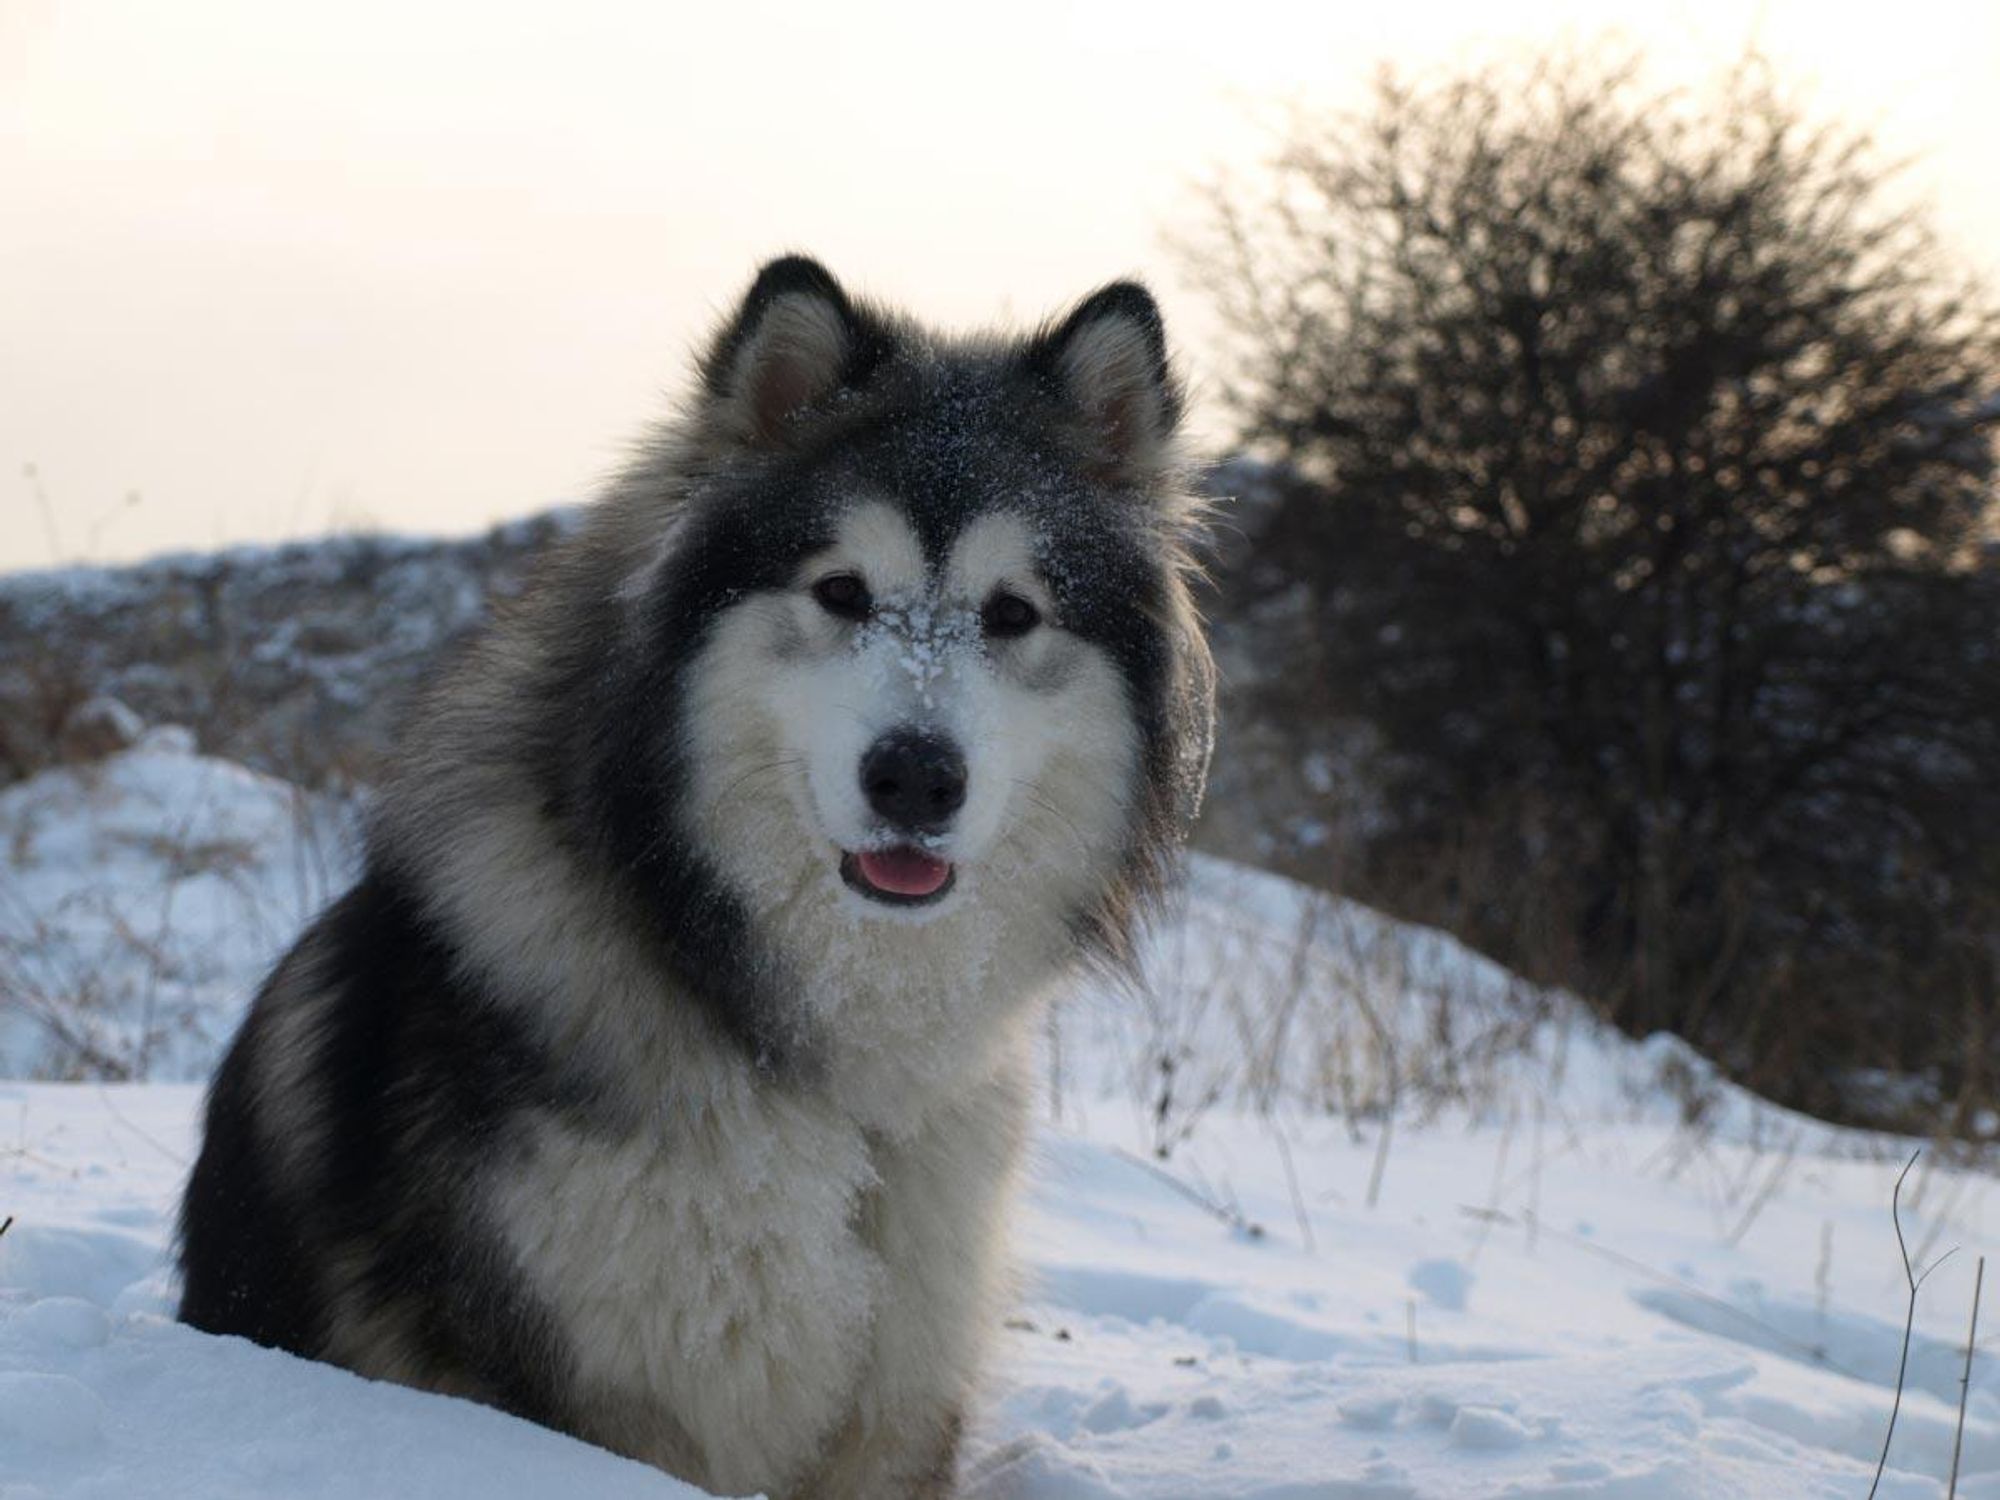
[586, 258, 1213, 1018]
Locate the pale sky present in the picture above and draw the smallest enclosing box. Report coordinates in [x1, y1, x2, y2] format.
[2, 0, 1996, 570]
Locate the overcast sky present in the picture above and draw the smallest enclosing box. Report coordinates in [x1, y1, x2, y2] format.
[2, 0, 1996, 570]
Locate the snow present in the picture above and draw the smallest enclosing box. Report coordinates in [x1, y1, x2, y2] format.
[3, 744, 1997, 1497]
[0, 732, 357, 1080]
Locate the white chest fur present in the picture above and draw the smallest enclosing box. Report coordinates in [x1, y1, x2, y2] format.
[491, 1087, 885, 1496]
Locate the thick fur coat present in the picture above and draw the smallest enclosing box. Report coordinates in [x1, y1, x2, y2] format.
[178, 257, 1215, 1499]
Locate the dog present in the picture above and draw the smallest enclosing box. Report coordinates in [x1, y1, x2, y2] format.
[178, 256, 1215, 1499]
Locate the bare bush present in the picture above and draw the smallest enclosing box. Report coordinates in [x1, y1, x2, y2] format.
[1186, 49, 2000, 1126]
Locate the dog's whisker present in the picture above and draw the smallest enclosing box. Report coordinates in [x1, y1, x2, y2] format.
[710, 756, 805, 815]
[1010, 779, 1095, 861]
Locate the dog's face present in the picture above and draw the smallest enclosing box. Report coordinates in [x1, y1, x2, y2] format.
[689, 492, 1142, 927]
[608, 259, 1212, 985]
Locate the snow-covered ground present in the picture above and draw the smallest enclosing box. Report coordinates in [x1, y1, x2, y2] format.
[3, 739, 1996, 1497]
[0, 733, 357, 1081]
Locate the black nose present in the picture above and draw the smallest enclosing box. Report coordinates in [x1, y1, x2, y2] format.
[861, 731, 968, 831]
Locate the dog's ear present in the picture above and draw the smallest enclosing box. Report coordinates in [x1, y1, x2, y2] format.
[1027, 281, 1184, 485]
[699, 256, 888, 446]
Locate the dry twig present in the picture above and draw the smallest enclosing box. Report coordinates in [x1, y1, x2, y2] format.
[1112, 1146, 1266, 1241]
[1869, 1151, 1956, 1500]
[1948, 1255, 1985, 1499]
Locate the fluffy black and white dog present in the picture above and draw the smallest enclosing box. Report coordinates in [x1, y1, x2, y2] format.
[179, 257, 1215, 1499]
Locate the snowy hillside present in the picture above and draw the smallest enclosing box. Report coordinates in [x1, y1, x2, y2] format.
[0, 513, 572, 792]
[3, 740, 1997, 1497]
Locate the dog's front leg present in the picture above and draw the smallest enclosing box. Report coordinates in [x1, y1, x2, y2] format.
[801, 1047, 1036, 1500]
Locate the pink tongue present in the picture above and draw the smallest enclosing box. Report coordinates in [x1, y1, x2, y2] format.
[857, 847, 952, 897]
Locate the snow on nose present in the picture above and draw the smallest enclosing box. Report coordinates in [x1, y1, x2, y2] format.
[862, 597, 979, 712]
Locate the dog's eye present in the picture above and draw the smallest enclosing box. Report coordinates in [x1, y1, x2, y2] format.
[812, 573, 871, 620]
[981, 590, 1041, 639]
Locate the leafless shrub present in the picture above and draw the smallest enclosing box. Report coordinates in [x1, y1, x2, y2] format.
[1186, 44, 2000, 1131]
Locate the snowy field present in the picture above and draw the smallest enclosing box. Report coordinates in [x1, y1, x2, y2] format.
[4, 738, 1998, 1497]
